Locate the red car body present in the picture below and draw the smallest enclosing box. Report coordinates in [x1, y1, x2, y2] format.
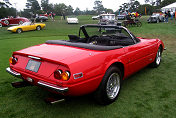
[1, 17, 30, 25]
[6, 25, 164, 104]
[0, 21, 8, 27]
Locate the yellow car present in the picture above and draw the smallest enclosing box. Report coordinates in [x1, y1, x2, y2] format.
[7, 22, 46, 33]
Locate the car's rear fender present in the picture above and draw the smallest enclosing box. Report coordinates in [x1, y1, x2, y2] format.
[103, 59, 125, 80]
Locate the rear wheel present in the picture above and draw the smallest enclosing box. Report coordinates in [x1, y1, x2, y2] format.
[36, 26, 41, 31]
[94, 66, 121, 105]
[150, 46, 162, 68]
[16, 28, 22, 33]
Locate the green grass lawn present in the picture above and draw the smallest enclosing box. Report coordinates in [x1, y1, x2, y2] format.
[0, 15, 176, 118]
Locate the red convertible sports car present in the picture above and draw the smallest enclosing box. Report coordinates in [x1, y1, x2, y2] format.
[1, 17, 30, 25]
[6, 24, 164, 105]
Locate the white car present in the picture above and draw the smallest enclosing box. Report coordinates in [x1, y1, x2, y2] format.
[67, 16, 79, 24]
[92, 15, 99, 20]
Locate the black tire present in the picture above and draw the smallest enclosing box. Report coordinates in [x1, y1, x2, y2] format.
[0, 23, 2, 27]
[4, 20, 9, 25]
[16, 28, 22, 33]
[94, 66, 122, 105]
[36, 26, 41, 31]
[150, 46, 162, 68]
[40, 19, 43, 22]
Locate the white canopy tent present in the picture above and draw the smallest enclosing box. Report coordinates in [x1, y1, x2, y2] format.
[161, 2, 176, 12]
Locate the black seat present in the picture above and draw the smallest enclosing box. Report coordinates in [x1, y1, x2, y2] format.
[68, 35, 80, 42]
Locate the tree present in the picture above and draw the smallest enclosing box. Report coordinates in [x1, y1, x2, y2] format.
[104, 8, 114, 13]
[145, 0, 162, 6]
[160, 0, 176, 7]
[26, 0, 41, 13]
[66, 5, 74, 15]
[93, 0, 104, 14]
[54, 3, 67, 15]
[41, 0, 49, 12]
[119, 3, 129, 12]
[129, 1, 140, 12]
[137, 4, 157, 15]
[119, 0, 140, 12]
[0, 7, 16, 18]
[74, 7, 82, 15]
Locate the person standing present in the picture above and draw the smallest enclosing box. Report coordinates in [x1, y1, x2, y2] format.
[170, 11, 173, 20]
[175, 11, 176, 24]
[165, 11, 169, 23]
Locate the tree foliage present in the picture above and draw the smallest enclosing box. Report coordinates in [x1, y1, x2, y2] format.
[119, 0, 140, 12]
[160, 0, 176, 7]
[26, 0, 41, 13]
[41, 0, 49, 12]
[0, 7, 16, 19]
[93, 0, 104, 14]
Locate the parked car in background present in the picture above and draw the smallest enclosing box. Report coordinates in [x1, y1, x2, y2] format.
[130, 12, 141, 18]
[147, 13, 164, 23]
[40, 14, 48, 17]
[98, 14, 117, 25]
[7, 22, 46, 33]
[6, 24, 164, 105]
[31, 16, 48, 22]
[67, 16, 79, 24]
[117, 12, 127, 20]
[1, 17, 30, 25]
[92, 15, 99, 20]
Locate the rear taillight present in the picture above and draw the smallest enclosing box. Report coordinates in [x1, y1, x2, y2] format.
[54, 70, 62, 79]
[54, 70, 70, 81]
[9, 57, 18, 65]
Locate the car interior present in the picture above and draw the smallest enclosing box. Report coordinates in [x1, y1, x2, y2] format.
[46, 25, 140, 51]
[68, 25, 136, 46]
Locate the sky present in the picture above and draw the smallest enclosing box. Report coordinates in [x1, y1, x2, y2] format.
[1, 0, 145, 11]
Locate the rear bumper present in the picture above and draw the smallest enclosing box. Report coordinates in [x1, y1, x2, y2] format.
[38, 81, 68, 93]
[6, 67, 21, 78]
[6, 67, 69, 93]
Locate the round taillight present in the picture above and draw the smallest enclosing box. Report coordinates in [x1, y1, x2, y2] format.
[54, 70, 62, 79]
[9, 57, 17, 65]
[54, 70, 70, 81]
[60, 71, 70, 81]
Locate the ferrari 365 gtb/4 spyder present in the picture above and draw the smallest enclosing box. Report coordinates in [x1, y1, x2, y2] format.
[6, 24, 164, 105]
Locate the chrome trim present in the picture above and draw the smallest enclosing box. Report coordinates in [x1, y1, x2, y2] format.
[6, 67, 21, 78]
[28, 56, 41, 60]
[38, 81, 68, 93]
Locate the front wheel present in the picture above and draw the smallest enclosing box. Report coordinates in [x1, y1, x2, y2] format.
[94, 66, 122, 105]
[150, 46, 162, 68]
